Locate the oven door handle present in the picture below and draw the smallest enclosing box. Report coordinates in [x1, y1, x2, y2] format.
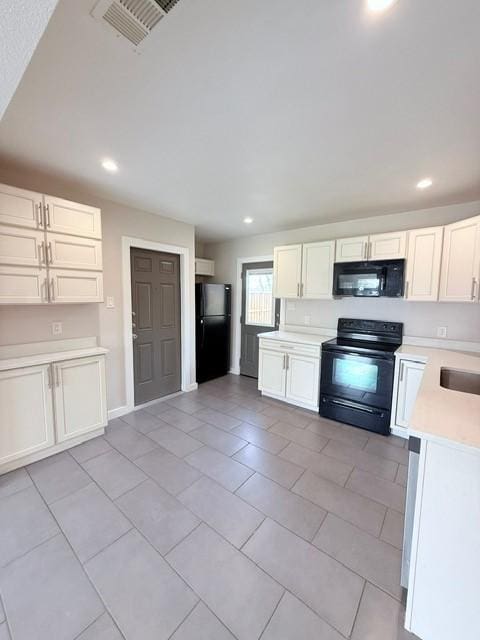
[328, 350, 392, 362]
[327, 397, 385, 416]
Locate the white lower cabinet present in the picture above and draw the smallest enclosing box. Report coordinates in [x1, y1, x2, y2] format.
[0, 364, 55, 465]
[285, 354, 320, 407]
[391, 357, 425, 431]
[258, 339, 321, 410]
[258, 349, 287, 397]
[53, 356, 107, 442]
[0, 354, 107, 473]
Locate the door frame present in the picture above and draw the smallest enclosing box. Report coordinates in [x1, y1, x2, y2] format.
[121, 236, 193, 414]
[232, 255, 285, 375]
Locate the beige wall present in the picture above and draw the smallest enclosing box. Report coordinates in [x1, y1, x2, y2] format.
[0, 163, 196, 412]
[205, 200, 480, 368]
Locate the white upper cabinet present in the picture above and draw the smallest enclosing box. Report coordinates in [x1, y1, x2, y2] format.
[369, 231, 407, 260]
[405, 227, 443, 301]
[439, 216, 480, 302]
[335, 235, 369, 262]
[0, 225, 45, 267]
[0, 183, 43, 229]
[50, 269, 104, 304]
[273, 244, 303, 298]
[301, 240, 335, 299]
[44, 195, 102, 239]
[0, 266, 47, 304]
[47, 234, 103, 271]
[195, 258, 215, 277]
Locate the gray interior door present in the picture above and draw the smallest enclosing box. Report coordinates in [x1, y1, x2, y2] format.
[240, 261, 280, 378]
[131, 248, 181, 405]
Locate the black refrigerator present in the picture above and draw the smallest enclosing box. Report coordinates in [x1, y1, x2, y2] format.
[195, 283, 231, 383]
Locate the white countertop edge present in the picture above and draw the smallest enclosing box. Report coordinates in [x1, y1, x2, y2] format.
[409, 427, 480, 456]
[258, 330, 330, 346]
[0, 346, 109, 371]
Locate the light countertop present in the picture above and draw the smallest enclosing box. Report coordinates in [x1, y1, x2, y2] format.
[257, 330, 331, 346]
[397, 345, 480, 450]
[0, 346, 108, 372]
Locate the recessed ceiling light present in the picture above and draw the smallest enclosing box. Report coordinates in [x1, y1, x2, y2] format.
[416, 178, 433, 190]
[101, 158, 118, 173]
[367, 0, 398, 12]
[243, 217, 254, 224]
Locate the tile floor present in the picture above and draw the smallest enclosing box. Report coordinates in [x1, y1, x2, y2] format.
[0, 374, 417, 640]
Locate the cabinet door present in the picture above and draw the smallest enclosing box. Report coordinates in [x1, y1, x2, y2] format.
[273, 244, 302, 298]
[50, 269, 103, 303]
[439, 216, 480, 302]
[0, 183, 44, 229]
[0, 364, 55, 465]
[47, 233, 103, 270]
[0, 225, 46, 267]
[44, 195, 102, 239]
[395, 360, 425, 428]
[405, 227, 443, 301]
[369, 231, 407, 260]
[285, 354, 320, 407]
[301, 241, 335, 299]
[335, 236, 369, 262]
[195, 258, 215, 276]
[258, 349, 286, 397]
[0, 266, 48, 304]
[53, 356, 107, 442]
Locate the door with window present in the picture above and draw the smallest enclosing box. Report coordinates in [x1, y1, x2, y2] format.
[240, 261, 280, 378]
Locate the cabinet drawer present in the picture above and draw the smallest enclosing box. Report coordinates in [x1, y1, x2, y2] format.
[259, 338, 321, 358]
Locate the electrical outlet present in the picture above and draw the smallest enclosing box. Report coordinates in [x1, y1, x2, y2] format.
[304, 315, 311, 325]
[437, 326, 447, 338]
[106, 296, 115, 308]
[52, 322, 62, 336]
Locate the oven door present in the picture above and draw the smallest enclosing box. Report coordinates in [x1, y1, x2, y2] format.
[333, 263, 386, 297]
[320, 348, 395, 409]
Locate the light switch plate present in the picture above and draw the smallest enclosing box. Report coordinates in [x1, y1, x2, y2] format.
[106, 296, 115, 308]
[52, 322, 62, 336]
[437, 326, 447, 338]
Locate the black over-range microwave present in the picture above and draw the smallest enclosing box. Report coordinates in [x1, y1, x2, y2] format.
[332, 259, 405, 298]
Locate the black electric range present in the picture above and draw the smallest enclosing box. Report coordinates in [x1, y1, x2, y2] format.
[319, 318, 403, 435]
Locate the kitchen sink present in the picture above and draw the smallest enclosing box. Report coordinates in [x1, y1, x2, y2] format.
[440, 368, 480, 396]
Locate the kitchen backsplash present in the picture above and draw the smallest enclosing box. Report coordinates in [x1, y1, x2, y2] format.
[284, 298, 480, 343]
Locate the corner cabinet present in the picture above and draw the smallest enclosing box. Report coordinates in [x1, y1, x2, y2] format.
[0, 182, 104, 304]
[439, 215, 480, 303]
[0, 353, 107, 474]
[258, 338, 321, 410]
[273, 241, 335, 300]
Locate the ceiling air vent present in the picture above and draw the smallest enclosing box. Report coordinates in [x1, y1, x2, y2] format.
[91, 0, 179, 47]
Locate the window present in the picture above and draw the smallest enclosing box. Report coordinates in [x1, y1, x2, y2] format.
[245, 268, 275, 326]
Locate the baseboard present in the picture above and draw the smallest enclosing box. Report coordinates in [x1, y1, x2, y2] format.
[391, 425, 409, 439]
[184, 382, 199, 392]
[229, 367, 240, 375]
[108, 405, 130, 420]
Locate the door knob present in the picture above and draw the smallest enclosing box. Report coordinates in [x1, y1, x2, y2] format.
[132, 333, 138, 340]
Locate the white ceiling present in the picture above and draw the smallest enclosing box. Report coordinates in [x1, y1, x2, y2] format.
[0, 0, 59, 118]
[0, 0, 479, 241]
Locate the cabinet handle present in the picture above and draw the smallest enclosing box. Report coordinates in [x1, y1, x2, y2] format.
[471, 277, 477, 301]
[47, 364, 52, 388]
[364, 242, 368, 260]
[300, 282, 304, 297]
[50, 278, 55, 301]
[285, 354, 289, 370]
[296, 283, 300, 297]
[405, 281, 409, 299]
[44, 277, 49, 303]
[55, 365, 60, 387]
[399, 362, 404, 383]
[39, 242, 46, 266]
[37, 202, 43, 228]
[282, 354, 286, 370]
[47, 241, 53, 265]
[45, 203, 51, 227]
